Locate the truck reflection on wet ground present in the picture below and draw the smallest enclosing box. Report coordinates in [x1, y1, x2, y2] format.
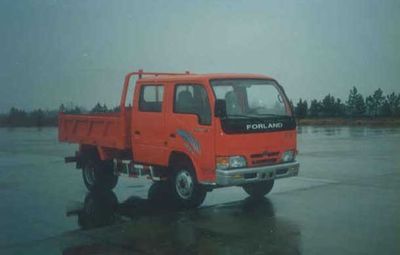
[64, 183, 301, 255]
[67, 183, 178, 230]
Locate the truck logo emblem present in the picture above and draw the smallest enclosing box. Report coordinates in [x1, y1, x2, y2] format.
[246, 122, 284, 130]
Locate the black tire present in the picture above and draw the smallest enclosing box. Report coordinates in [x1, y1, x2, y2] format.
[148, 181, 173, 204]
[242, 180, 274, 198]
[170, 160, 206, 209]
[82, 159, 118, 191]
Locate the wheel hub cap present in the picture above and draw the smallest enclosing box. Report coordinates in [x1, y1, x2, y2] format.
[175, 171, 194, 199]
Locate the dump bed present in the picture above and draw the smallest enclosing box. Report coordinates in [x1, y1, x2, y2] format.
[58, 111, 131, 149]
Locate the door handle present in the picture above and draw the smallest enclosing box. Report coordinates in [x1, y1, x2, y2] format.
[194, 127, 209, 133]
[134, 131, 141, 135]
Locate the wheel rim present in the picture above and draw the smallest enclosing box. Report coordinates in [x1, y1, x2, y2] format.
[84, 163, 96, 186]
[175, 170, 194, 200]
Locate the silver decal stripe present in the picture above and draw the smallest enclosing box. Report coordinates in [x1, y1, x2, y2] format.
[176, 129, 201, 154]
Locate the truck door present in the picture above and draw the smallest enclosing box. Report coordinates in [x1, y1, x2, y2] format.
[166, 83, 215, 182]
[132, 84, 167, 165]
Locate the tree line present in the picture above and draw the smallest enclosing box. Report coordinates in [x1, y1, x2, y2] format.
[0, 108, 58, 127]
[1, 87, 399, 127]
[0, 103, 119, 127]
[294, 87, 400, 118]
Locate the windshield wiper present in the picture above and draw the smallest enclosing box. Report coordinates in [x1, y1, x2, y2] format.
[253, 113, 289, 117]
[226, 113, 289, 119]
[227, 114, 265, 120]
[227, 114, 250, 118]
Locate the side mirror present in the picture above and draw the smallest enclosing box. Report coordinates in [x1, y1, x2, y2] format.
[214, 99, 227, 118]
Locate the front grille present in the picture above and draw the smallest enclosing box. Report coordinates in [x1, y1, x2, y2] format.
[250, 150, 280, 166]
[250, 151, 279, 159]
[252, 158, 277, 165]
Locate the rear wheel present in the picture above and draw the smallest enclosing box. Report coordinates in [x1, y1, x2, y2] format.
[170, 161, 206, 209]
[82, 159, 118, 191]
[242, 180, 274, 198]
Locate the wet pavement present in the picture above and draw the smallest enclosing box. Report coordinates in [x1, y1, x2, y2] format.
[0, 126, 399, 254]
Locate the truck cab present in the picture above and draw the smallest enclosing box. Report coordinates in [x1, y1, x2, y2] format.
[59, 71, 299, 208]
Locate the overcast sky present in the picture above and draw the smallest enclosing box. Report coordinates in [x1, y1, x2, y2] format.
[0, 0, 399, 112]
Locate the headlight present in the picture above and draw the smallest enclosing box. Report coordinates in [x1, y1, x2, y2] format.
[281, 150, 296, 162]
[216, 156, 247, 169]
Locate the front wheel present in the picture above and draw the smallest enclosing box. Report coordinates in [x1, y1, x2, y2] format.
[82, 159, 118, 191]
[242, 180, 274, 198]
[170, 162, 206, 209]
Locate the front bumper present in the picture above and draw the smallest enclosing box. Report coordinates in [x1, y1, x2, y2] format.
[215, 161, 299, 186]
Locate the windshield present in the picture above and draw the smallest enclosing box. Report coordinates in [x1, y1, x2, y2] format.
[211, 79, 290, 118]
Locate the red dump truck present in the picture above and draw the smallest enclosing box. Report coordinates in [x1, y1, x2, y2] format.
[59, 70, 299, 208]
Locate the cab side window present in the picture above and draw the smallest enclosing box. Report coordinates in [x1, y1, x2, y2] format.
[174, 84, 211, 125]
[139, 85, 164, 112]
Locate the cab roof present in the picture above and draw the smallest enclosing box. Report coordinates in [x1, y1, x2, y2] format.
[137, 73, 274, 83]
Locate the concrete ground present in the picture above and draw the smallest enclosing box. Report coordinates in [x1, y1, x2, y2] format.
[0, 126, 399, 254]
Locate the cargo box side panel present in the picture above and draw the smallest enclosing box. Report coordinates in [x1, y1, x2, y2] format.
[58, 114, 128, 149]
